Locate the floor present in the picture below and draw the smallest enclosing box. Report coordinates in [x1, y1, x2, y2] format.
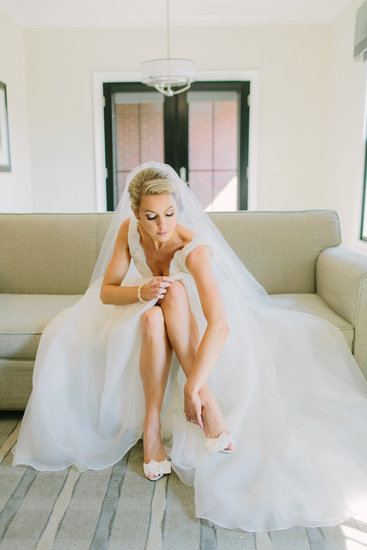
[1, 411, 367, 550]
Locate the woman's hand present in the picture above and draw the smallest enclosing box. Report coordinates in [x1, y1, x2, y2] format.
[141, 276, 173, 301]
[184, 384, 204, 430]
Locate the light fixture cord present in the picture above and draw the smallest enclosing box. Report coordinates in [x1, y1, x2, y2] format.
[166, 0, 170, 59]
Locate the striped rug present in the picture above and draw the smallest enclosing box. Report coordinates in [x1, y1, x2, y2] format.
[1, 411, 367, 550]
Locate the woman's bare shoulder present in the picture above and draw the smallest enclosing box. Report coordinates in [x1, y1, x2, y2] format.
[176, 222, 195, 243]
[115, 217, 132, 247]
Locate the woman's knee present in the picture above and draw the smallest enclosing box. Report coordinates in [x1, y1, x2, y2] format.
[140, 306, 165, 335]
[161, 280, 187, 309]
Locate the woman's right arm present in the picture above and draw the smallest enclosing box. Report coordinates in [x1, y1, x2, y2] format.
[99, 218, 140, 306]
[99, 218, 173, 305]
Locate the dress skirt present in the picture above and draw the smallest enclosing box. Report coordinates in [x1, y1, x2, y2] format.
[12, 265, 367, 532]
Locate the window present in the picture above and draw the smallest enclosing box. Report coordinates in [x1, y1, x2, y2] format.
[103, 81, 250, 212]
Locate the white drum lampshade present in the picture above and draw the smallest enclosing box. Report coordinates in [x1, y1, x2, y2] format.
[141, 58, 196, 97]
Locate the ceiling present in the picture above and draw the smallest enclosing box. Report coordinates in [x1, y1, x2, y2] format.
[0, 0, 357, 28]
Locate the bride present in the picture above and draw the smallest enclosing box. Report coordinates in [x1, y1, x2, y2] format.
[12, 161, 367, 532]
[100, 168, 235, 478]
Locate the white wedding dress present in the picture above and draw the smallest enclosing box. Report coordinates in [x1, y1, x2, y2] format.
[12, 214, 367, 532]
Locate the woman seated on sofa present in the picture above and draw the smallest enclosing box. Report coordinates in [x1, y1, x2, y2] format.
[12, 161, 367, 533]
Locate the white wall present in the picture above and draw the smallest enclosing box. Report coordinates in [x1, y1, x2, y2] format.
[0, 9, 32, 211]
[23, 25, 331, 214]
[324, 0, 367, 252]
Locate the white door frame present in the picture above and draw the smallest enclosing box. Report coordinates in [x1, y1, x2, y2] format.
[92, 70, 260, 211]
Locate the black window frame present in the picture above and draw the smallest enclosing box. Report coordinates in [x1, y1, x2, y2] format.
[103, 80, 250, 211]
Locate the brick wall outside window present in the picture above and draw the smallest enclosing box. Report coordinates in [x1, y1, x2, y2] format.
[115, 99, 238, 210]
[189, 100, 237, 210]
[116, 103, 164, 202]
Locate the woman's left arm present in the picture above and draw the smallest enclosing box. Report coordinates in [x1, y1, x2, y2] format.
[184, 245, 230, 423]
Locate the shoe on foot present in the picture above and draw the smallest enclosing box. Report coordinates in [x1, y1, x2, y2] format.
[143, 458, 171, 481]
[205, 431, 235, 454]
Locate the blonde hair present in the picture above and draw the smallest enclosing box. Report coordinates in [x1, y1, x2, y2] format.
[128, 167, 178, 212]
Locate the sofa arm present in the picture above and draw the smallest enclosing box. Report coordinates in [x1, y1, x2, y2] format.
[316, 246, 367, 376]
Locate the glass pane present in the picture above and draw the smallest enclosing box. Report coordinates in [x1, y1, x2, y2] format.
[113, 92, 164, 205]
[188, 91, 238, 211]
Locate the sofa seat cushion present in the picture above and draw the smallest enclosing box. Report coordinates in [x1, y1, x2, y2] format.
[0, 292, 354, 361]
[0, 294, 82, 360]
[269, 293, 354, 350]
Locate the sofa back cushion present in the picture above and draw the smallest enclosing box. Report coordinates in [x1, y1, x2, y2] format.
[208, 210, 341, 294]
[0, 210, 341, 295]
[0, 213, 113, 294]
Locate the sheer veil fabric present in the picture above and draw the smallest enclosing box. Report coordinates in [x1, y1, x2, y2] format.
[12, 161, 367, 532]
[88, 161, 273, 305]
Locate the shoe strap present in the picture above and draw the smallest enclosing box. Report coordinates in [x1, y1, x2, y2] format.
[144, 458, 171, 476]
[205, 431, 233, 453]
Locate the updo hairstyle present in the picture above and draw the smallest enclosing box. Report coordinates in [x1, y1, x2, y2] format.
[128, 167, 179, 213]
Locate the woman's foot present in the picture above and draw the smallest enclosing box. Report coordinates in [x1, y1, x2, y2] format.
[143, 419, 169, 479]
[143, 458, 171, 481]
[199, 392, 235, 453]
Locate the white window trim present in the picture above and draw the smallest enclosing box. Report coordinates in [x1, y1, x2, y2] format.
[92, 70, 260, 212]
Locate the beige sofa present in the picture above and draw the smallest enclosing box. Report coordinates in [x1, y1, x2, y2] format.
[1, 209, 367, 410]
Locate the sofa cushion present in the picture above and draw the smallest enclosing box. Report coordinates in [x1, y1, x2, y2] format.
[1, 211, 340, 295]
[208, 210, 341, 294]
[0, 292, 353, 363]
[0, 213, 113, 294]
[269, 293, 354, 350]
[0, 295, 82, 359]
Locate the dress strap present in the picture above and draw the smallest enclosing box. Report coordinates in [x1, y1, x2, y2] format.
[127, 216, 139, 256]
[176, 235, 214, 272]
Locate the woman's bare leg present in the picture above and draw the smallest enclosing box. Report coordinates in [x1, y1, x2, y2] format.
[139, 306, 172, 469]
[158, 281, 233, 446]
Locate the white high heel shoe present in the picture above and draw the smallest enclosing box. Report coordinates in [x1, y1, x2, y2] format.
[143, 458, 171, 480]
[205, 431, 235, 454]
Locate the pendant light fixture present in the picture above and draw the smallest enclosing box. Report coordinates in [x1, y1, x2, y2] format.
[141, 0, 196, 97]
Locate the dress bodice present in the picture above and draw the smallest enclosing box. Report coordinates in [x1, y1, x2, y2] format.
[127, 215, 212, 278]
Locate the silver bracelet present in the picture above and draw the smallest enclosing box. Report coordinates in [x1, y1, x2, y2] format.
[137, 283, 147, 303]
